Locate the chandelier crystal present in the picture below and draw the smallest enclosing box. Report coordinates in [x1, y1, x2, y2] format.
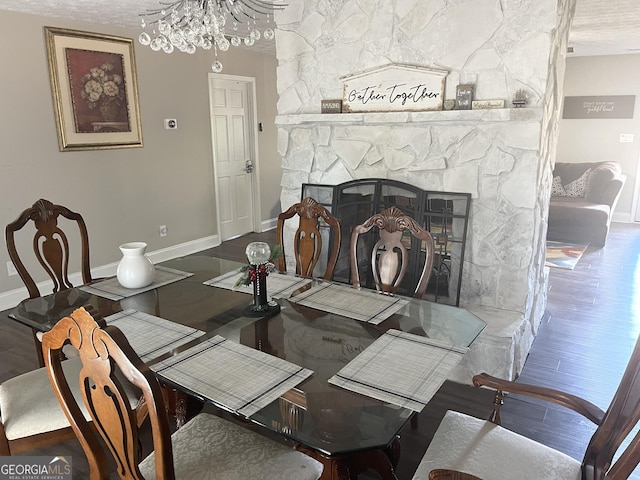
[138, 0, 285, 72]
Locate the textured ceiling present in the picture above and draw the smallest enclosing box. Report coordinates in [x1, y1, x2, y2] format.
[0, 0, 639, 57]
[569, 0, 640, 56]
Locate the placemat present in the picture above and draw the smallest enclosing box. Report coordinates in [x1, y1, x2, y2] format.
[153, 336, 313, 418]
[204, 269, 311, 299]
[80, 266, 193, 301]
[105, 309, 204, 362]
[288, 282, 409, 325]
[328, 329, 468, 411]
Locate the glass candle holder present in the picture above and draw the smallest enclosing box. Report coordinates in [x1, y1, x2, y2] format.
[246, 242, 271, 265]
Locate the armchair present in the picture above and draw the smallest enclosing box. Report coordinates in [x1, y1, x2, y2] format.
[412, 334, 640, 479]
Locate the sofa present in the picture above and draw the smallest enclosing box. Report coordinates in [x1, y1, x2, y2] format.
[548, 161, 625, 248]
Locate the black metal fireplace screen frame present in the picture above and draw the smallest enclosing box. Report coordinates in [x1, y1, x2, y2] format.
[301, 179, 470, 306]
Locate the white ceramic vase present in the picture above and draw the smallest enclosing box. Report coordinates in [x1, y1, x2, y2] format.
[116, 242, 155, 289]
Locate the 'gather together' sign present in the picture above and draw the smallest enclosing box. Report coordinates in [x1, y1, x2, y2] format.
[341, 64, 447, 113]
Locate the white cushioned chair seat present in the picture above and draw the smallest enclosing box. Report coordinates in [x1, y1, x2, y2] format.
[412, 410, 581, 480]
[0, 357, 140, 441]
[139, 413, 323, 480]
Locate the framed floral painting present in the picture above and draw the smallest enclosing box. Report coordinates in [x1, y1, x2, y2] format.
[45, 27, 143, 151]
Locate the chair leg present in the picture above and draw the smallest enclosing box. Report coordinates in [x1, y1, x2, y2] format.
[32, 328, 45, 368]
[0, 422, 11, 456]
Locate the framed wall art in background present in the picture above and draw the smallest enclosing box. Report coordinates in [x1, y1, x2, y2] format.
[45, 27, 143, 151]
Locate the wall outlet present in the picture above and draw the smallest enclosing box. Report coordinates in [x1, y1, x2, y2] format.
[6, 261, 18, 276]
[159, 225, 168, 237]
[164, 119, 178, 130]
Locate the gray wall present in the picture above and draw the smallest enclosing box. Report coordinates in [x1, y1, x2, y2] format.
[0, 10, 280, 299]
[557, 54, 640, 220]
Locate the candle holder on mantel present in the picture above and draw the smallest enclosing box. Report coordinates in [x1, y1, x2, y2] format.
[242, 242, 281, 317]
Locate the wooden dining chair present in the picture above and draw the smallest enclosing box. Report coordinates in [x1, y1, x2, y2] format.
[412, 333, 640, 480]
[41, 307, 324, 480]
[276, 197, 341, 280]
[6, 198, 92, 366]
[350, 206, 435, 299]
[0, 307, 143, 458]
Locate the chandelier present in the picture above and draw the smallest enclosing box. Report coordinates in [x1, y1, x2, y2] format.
[138, 0, 286, 72]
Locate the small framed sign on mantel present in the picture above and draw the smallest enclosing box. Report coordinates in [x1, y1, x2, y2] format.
[321, 99, 342, 113]
[455, 84, 474, 110]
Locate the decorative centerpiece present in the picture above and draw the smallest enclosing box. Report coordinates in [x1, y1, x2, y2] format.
[236, 242, 282, 316]
[116, 242, 155, 289]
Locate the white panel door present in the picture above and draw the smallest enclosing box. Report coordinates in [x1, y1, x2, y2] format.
[211, 78, 254, 240]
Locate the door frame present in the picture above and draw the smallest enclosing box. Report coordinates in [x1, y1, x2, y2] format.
[632, 148, 640, 222]
[208, 73, 262, 242]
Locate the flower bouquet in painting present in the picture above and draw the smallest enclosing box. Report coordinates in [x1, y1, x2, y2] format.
[80, 63, 126, 121]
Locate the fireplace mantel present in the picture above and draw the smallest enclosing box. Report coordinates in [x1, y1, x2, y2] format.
[275, 107, 543, 126]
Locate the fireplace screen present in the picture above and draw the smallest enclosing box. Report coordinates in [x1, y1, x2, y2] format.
[302, 179, 470, 306]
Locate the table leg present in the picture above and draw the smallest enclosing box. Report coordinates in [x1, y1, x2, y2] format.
[386, 434, 402, 468]
[161, 386, 204, 429]
[294, 441, 400, 480]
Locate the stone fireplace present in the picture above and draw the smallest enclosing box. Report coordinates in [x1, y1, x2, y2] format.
[273, 0, 576, 382]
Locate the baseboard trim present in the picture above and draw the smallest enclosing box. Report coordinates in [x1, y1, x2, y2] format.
[0, 235, 220, 312]
[261, 218, 277, 231]
[612, 213, 632, 223]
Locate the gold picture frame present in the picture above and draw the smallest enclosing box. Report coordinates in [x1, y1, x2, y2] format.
[45, 27, 143, 151]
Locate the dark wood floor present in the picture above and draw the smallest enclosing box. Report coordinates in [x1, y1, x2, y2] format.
[2, 223, 640, 478]
[502, 222, 640, 479]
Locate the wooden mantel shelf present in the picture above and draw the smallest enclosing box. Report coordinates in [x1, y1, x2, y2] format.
[275, 107, 543, 126]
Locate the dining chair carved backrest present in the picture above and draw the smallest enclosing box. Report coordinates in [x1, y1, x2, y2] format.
[276, 197, 341, 280]
[6, 198, 92, 299]
[350, 206, 435, 299]
[41, 307, 323, 480]
[5, 198, 92, 366]
[412, 332, 640, 480]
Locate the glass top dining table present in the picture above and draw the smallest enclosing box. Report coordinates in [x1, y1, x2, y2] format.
[9, 254, 486, 462]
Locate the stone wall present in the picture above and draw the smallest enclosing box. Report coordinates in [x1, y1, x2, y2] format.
[273, 0, 576, 380]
